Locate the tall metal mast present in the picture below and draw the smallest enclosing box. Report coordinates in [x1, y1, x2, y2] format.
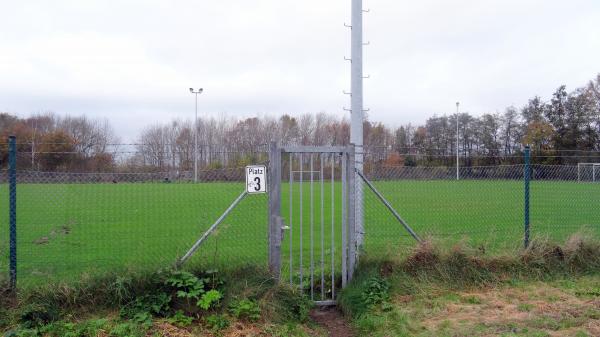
[350, 0, 364, 246]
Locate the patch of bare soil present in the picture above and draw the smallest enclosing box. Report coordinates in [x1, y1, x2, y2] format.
[310, 307, 354, 337]
[33, 222, 76, 245]
[148, 320, 325, 337]
[418, 285, 599, 336]
[151, 322, 194, 337]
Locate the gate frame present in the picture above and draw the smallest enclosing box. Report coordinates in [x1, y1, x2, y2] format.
[268, 143, 357, 289]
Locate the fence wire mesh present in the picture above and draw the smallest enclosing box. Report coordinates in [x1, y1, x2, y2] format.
[2, 151, 268, 288]
[2, 147, 599, 288]
[362, 163, 600, 254]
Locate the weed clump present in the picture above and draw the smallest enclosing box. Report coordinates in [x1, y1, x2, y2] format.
[1, 265, 315, 335]
[404, 239, 440, 272]
[563, 233, 600, 272]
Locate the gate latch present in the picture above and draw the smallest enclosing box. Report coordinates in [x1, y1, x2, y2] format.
[279, 217, 290, 241]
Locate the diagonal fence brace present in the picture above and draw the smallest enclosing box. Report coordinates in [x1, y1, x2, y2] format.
[356, 170, 422, 242]
[177, 190, 248, 267]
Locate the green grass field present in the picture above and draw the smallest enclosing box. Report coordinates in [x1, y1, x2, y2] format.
[0, 179, 598, 286]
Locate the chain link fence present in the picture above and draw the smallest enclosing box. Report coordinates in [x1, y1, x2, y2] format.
[1, 147, 269, 288]
[2, 143, 599, 289]
[362, 162, 600, 254]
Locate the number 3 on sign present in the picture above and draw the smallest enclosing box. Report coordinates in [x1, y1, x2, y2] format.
[246, 165, 267, 194]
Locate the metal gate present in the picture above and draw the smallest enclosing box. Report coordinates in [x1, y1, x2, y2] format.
[268, 143, 357, 305]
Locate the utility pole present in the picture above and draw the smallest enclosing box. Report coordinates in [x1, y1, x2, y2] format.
[456, 102, 460, 181]
[350, 0, 364, 246]
[189, 88, 204, 182]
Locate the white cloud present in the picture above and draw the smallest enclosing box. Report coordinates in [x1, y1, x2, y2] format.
[0, 0, 599, 140]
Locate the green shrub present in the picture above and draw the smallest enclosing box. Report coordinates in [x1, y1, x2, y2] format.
[362, 276, 390, 308]
[204, 314, 230, 331]
[197, 289, 223, 310]
[18, 303, 60, 329]
[166, 310, 193, 327]
[229, 299, 261, 322]
[164, 270, 223, 311]
[119, 293, 171, 321]
[165, 270, 206, 301]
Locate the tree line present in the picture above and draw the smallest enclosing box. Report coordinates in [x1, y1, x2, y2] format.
[0, 113, 118, 171]
[1, 74, 599, 172]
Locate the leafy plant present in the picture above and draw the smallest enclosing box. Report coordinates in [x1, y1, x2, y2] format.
[361, 276, 390, 307]
[167, 310, 193, 327]
[229, 299, 261, 322]
[131, 312, 153, 328]
[120, 293, 171, 320]
[165, 271, 206, 300]
[204, 314, 230, 331]
[197, 289, 223, 310]
[165, 270, 224, 311]
[109, 322, 147, 337]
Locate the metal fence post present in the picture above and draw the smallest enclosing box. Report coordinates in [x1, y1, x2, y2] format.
[347, 144, 356, 282]
[268, 142, 282, 279]
[524, 145, 531, 248]
[8, 136, 17, 290]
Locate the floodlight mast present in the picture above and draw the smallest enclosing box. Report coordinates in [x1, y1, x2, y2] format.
[456, 102, 460, 181]
[350, 0, 364, 247]
[190, 88, 204, 182]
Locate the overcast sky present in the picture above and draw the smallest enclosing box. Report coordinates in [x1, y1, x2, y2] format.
[1, 0, 599, 141]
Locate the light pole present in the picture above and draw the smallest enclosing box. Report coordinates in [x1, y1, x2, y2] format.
[189, 88, 203, 182]
[456, 102, 460, 181]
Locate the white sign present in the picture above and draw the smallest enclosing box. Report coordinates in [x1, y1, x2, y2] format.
[246, 165, 267, 194]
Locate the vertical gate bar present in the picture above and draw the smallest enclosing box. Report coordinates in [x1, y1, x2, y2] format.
[299, 153, 303, 290]
[330, 153, 336, 300]
[320, 154, 325, 300]
[341, 151, 348, 287]
[310, 154, 314, 300]
[268, 142, 282, 278]
[347, 145, 356, 281]
[289, 152, 293, 285]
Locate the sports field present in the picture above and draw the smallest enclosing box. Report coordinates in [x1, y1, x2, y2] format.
[0, 179, 598, 286]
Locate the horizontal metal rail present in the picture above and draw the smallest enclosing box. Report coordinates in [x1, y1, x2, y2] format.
[282, 146, 348, 154]
[177, 190, 248, 266]
[356, 170, 421, 242]
[314, 300, 337, 307]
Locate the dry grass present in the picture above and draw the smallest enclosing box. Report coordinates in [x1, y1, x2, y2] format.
[414, 282, 600, 336]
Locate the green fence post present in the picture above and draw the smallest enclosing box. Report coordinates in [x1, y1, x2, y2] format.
[524, 145, 531, 249]
[8, 135, 17, 290]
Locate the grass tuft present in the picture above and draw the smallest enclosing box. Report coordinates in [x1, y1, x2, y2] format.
[339, 232, 600, 320]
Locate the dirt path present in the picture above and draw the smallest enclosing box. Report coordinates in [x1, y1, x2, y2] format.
[310, 307, 354, 337]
